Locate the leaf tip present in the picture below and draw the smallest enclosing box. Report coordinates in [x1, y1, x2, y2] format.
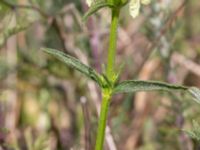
[41, 47, 54, 55]
[40, 47, 47, 52]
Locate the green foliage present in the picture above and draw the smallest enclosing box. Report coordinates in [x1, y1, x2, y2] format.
[83, 0, 114, 21]
[113, 80, 200, 104]
[1, 0, 200, 149]
[114, 80, 187, 93]
[25, 129, 49, 150]
[42, 48, 106, 87]
[43, 2, 200, 148]
[0, 2, 10, 19]
[184, 120, 200, 141]
[83, 0, 129, 21]
[0, 17, 33, 48]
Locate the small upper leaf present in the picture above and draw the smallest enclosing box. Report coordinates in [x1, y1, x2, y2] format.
[42, 48, 104, 87]
[113, 80, 188, 94]
[83, 0, 114, 21]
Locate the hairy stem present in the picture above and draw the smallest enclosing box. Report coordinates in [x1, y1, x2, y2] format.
[95, 8, 120, 150]
[106, 9, 120, 80]
[95, 90, 111, 150]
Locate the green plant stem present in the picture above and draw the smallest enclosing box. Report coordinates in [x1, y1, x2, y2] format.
[95, 90, 111, 150]
[95, 8, 120, 150]
[106, 9, 120, 80]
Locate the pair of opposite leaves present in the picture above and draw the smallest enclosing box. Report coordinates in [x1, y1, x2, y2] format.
[43, 48, 200, 104]
[86, 0, 151, 18]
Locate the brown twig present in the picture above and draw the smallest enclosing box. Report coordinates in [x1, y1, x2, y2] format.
[172, 52, 200, 77]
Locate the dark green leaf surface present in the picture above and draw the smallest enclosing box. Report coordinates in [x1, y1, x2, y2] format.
[42, 48, 103, 87]
[114, 80, 200, 104]
[113, 80, 188, 94]
[83, 0, 114, 21]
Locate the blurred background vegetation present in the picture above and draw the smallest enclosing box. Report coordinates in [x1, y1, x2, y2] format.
[0, 0, 200, 149]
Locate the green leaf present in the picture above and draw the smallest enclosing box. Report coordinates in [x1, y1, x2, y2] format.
[0, 1, 10, 19]
[188, 87, 200, 104]
[113, 80, 188, 94]
[113, 80, 200, 104]
[184, 120, 200, 141]
[0, 18, 33, 48]
[83, 0, 114, 21]
[42, 48, 104, 87]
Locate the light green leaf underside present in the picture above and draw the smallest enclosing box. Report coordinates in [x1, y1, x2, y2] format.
[83, 1, 114, 21]
[188, 87, 200, 104]
[114, 80, 188, 94]
[42, 48, 103, 87]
